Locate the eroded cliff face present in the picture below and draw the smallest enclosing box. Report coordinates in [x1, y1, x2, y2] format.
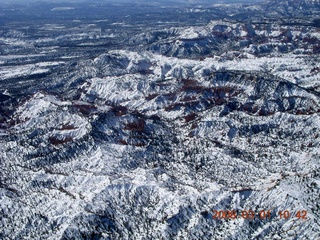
[0, 1, 319, 239]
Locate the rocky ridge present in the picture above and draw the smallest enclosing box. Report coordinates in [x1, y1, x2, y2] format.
[0, 0, 319, 239]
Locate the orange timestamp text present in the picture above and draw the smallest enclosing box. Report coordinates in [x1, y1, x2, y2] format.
[212, 210, 308, 220]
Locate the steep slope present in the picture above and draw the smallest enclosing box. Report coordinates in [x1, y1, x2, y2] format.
[129, 20, 320, 60]
[0, 50, 319, 239]
[0, 0, 319, 239]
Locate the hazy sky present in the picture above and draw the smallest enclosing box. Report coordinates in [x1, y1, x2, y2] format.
[1, 0, 266, 6]
[3, 0, 265, 2]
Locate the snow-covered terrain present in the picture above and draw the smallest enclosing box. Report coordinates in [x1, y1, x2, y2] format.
[0, 0, 319, 239]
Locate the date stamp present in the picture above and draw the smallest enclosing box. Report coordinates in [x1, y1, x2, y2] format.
[212, 210, 308, 220]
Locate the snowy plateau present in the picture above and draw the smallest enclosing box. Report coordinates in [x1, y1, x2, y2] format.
[0, 0, 319, 239]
